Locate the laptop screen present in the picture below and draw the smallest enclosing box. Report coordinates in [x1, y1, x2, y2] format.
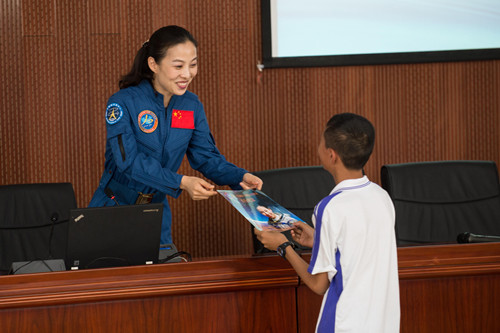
[66, 204, 163, 270]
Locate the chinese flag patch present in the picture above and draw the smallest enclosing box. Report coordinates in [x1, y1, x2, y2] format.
[171, 110, 195, 129]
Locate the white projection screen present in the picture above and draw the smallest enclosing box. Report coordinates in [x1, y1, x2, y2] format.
[261, 0, 500, 67]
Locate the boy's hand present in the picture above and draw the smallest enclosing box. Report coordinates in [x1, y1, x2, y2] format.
[254, 229, 288, 251]
[290, 222, 314, 248]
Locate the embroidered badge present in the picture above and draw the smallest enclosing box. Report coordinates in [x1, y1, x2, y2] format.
[106, 103, 123, 125]
[172, 110, 195, 129]
[138, 110, 158, 133]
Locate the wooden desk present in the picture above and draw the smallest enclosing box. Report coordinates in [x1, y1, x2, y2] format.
[397, 242, 500, 333]
[298, 242, 500, 333]
[1, 243, 499, 333]
[0, 256, 298, 332]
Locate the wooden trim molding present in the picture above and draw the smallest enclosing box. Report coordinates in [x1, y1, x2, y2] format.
[397, 243, 500, 279]
[0, 243, 499, 333]
[0, 256, 297, 309]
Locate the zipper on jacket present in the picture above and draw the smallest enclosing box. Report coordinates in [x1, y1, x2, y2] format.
[118, 134, 126, 161]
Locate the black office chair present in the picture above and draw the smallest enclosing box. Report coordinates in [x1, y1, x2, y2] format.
[0, 183, 77, 273]
[381, 160, 500, 246]
[252, 166, 335, 253]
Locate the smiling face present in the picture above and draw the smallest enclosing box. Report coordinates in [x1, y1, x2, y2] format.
[148, 41, 198, 106]
[257, 206, 276, 219]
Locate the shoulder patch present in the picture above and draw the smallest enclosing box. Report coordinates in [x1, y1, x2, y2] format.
[138, 110, 158, 133]
[106, 103, 123, 125]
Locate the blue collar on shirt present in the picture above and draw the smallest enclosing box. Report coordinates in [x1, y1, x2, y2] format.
[330, 176, 371, 196]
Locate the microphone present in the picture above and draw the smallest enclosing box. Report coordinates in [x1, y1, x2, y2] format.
[48, 212, 59, 258]
[457, 232, 500, 244]
[104, 188, 120, 205]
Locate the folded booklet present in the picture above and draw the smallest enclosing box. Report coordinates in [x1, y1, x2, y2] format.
[217, 189, 306, 231]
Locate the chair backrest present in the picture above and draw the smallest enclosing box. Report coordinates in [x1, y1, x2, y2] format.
[381, 160, 500, 246]
[0, 183, 77, 273]
[252, 166, 335, 253]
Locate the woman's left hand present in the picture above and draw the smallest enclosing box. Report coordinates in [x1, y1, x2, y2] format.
[240, 173, 263, 190]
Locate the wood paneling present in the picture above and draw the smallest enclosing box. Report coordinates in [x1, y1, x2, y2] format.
[1, 1, 499, 258]
[0, 243, 499, 333]
[398, 243, 500, 333]
[0, 256, 299, 333]
[297, 243, 500, 333]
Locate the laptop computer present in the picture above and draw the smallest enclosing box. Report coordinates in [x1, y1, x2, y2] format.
[66, 204, 163, 270]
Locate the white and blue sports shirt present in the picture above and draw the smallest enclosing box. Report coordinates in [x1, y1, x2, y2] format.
[308, 176, 400, 333]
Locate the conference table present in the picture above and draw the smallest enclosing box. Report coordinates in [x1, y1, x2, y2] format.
[0, 242, 499, 332]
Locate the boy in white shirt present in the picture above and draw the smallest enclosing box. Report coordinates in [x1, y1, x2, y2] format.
[255, 113, 400, 333]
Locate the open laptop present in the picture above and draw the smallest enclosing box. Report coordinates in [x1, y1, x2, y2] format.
[66, 204, 163, 270]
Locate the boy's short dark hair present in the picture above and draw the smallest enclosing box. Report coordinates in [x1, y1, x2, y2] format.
[324, 113, 375, 170]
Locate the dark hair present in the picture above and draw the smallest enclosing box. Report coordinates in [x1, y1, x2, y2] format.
[323, 113, 375, 170]
[119, 25, 198, 89]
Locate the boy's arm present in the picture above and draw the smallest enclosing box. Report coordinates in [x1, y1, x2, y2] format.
[283, 245, 330, 295]
[254, 229, 330, 295]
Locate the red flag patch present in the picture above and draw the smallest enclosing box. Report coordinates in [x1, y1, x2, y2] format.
[171, 110, 195, 129]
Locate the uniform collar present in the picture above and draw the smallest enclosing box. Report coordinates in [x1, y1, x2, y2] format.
[138, 80, 169, 108]
[330, 175, 371, 195]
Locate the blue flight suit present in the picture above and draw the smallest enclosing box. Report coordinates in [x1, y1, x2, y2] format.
[89, 80, 247, 244]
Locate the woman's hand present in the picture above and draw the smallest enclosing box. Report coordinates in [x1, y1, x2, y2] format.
[180, 176, 217, 200]
[240, 173, 263, 190]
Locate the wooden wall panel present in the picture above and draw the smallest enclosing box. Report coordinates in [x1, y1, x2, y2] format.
[1, 0, 25, 182]
[22, 36, 61, 183]
[1, 1, 499, 258]
[56, 2, 94, 199]
[21, 0, 55, 36]
[87, 34, 121, 201]
[88, 0, 121, 35]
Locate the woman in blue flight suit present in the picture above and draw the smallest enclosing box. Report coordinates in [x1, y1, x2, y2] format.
[89, 25, 262, 244]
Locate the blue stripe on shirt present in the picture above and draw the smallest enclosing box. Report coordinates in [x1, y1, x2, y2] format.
[308, 179, 371, 332]
[307, 191, 343, 332]
[318, 250, 343, 332]
[308, 192, 341, 272]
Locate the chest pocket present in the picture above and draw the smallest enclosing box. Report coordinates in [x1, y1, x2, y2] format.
[136, 134, 162, 160]
[167, 128, 193, 152]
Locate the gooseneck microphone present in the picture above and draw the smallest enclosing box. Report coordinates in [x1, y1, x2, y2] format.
[457, 232, 500, 244]
[104, 188, 120, 206]
[48, 212, 59, 258]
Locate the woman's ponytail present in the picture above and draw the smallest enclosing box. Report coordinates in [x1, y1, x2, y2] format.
[119, 42, 153, 89]
[118, 26, 198, 90]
